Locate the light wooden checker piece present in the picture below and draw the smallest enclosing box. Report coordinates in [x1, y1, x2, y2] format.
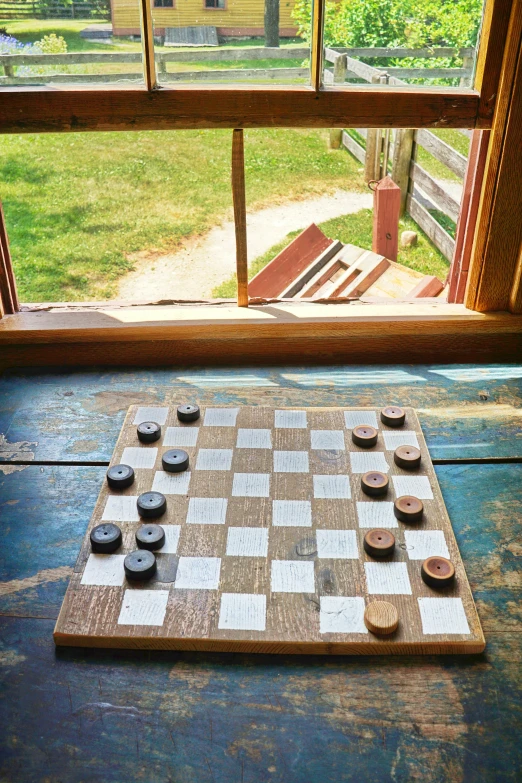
[54, 405, 485, 654]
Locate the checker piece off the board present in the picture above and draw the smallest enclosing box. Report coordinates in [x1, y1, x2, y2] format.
[54, 404, 485, 654]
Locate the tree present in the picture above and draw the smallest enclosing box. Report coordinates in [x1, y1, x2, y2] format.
[265, 0, 280, 48]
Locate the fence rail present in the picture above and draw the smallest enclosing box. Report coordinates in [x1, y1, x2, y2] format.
[0, 2, 107, 18]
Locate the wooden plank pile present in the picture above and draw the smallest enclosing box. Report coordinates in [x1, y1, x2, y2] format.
[248, 224, 445, 301]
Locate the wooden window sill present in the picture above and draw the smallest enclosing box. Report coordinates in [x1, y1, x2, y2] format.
[0, 303, 520, 368]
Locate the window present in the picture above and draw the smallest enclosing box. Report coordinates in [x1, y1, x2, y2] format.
[205, 0, 225, 7]
[154, 0, 173, 6]
[0, 0, 520, 369]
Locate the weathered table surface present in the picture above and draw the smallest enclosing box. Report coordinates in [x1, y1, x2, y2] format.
[0, 364, 521, 783]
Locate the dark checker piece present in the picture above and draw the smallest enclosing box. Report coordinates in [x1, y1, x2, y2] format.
[352, 425, 378, 448]
[177, 404, 200, 423]
[136, 523, 166, 551]
[137, 491, 167, 519]
[361, 471, 389, 497]
[421, 556, 455, 588]
[364, 529, 395, 558]
[137, 421, 161, 443]
[394, 445, 422, 470]
[106, 463, 135, 490]
[381, 406, 406, 427]
[162, 449, 189, 473]
[394, 495, 424, 523]
[124, 550, 157, 581]
[90, 523, 122, 554]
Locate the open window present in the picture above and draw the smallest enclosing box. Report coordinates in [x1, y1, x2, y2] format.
[0, 0, 520, 367]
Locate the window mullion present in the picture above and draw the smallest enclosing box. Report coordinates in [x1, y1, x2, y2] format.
[310, 0, 326, 91]
[139, 0, 158, 91]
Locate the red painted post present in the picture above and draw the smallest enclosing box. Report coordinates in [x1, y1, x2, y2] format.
[372, 175, 401, 262]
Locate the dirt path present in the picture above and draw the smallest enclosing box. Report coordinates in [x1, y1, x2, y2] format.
[117, 190, 373, 301]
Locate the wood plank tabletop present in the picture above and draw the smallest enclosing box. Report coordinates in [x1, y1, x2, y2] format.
[0, 364, 521, 782]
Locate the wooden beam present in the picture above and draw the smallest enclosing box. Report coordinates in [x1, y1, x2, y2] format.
[138, 0, 157, 91]
[466, 0, 522, 311]
[372, 176, 401, 262]
[0, 87, 480, 134]
[231, 130, 248, 308]
[407, 276, 445, 298]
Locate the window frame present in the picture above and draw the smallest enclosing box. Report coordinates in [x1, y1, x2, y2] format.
[0, 0, 520, 369]
[204, 0, 226, 9]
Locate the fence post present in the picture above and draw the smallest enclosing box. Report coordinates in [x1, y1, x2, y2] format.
[372, 175, 401, 262]
[460, 54, 474, 87]
[333, 53, 347, 84]
[391, 128, 415, 216]
[329, 129, 342, 149]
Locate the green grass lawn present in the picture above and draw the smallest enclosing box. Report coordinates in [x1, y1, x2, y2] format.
[2, 128, 366, 301]
[212, 209, 449, 298]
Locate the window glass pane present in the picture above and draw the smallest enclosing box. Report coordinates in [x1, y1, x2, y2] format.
[0, 10, 143, 86]
[151, 0, 310, 85]
[320, 0, 486, 89]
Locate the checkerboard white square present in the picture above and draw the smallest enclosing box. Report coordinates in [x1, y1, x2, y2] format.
[344, 410, 378, 429]
[310, 430, 345, 450]
[320, 597, 367, 634]
[393, 475, 434, 499]
[102, 495, 140, 523]
[356, 502, 398, 528]
[157, 525, 181, 553]
[133, 407, 169, 426]
[163, 427, 199, 447]
[313, 475, 351, 499]
[404, 530, 450, 560]
[349, 452, 389, 474]
[274, 410, 307, 428]
[272, 500, 312, 527]
[218, 593, 266, 631]
[174, 557, 221, 590]
[226, 527, 269, 557]
[382, 431, 420, 450]
[81, 554, 125, 586]
[274, 451, 309, 473]
[117, 590, 169, 626]
[271, 560, 315, 593]
[203, 408, 239, 427]
[316, 530, 359, 559]
[186, 497, 228, 525]
[236, 429, 272, 449]
[232, 473, 270, 498]
[152, 471, 191, 495]
[196, 449, 233, 471]
[365, 562, 412, 595]
[418, 597, 470, 635]
[121, 447, 157, 470]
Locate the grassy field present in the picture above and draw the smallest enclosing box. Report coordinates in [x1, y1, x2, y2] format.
[2, 128, 367, 301]
[212, 210, 450, 298]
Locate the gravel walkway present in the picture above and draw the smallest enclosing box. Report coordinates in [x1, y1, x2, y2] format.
[117, 189, 373, 301]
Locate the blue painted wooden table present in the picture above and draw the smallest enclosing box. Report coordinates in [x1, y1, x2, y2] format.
[0, 364, 521, 783]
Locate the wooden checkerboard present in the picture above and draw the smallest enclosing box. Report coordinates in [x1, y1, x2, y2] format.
[54, 405, 484, 654]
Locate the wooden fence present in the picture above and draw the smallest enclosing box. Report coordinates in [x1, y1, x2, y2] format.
[0, 1, 108, 18]
[324, 47, 471, 262]
[0, 44, 473, 86]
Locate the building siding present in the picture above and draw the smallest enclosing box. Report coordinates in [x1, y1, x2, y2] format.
[112, 0, 299, 36]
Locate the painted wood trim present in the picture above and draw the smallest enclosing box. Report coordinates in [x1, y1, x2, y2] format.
[475, 0, 514, 127]
[466, 0, 522, 311]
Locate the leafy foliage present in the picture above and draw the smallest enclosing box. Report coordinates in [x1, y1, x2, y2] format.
[293, 0, 484, 78]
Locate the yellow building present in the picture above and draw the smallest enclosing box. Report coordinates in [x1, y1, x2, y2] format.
[110, 0, 298, 38]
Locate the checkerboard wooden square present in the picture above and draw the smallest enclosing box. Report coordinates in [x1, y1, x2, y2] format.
[54, 406, 485, 654]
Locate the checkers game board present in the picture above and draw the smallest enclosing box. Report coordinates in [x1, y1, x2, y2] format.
[54, 405, 485, 654]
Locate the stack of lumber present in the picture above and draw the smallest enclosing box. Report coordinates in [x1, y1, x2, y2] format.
[248, 224, 445, 301]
